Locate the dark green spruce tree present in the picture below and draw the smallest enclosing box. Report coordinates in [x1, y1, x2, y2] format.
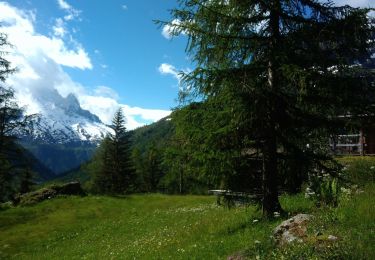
[168, 92, 262, 195]
[93, 108, 134, 194]
[143, 142, 163, 192]
[159, 0, 375, 217]
[90, 136, 112, 193]
[0, 33, 36, 201]
[162, 136, 190, 194]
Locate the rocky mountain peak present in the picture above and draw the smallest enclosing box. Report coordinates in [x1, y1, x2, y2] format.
[20, 89, 109, 144]
[64, 93, 80, 110]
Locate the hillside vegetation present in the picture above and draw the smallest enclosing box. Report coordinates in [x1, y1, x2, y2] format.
[20, 141, 97, 176]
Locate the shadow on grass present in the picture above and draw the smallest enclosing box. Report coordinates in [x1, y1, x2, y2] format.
[0, 205, 45, 230]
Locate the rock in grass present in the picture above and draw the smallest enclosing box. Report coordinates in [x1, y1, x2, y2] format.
[227, 251, 246, 260]
[327, 235, 338, 241]
[53, 182, 86, 196]
[273, 214, 313, 246]
[14, 182, 86, 206]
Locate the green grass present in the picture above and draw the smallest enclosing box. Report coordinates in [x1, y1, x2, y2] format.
[1, 186, 373, 259]
[337, 156, 375, 184]
[1, 156, 374, 259]
[0, 195, 270, 259]
[242, 183, 375, 259]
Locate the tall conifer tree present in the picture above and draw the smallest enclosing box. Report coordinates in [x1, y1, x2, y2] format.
[93, 108, 134, 194]
[109, 108, 134, 193]
[0, 32, 35, 201]
[159, 0, 375, 216]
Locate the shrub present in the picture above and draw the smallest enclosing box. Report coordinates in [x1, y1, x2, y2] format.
[0, 201, 13, 211]
[309, 174, 340, 207]
[337, 156, 375, 184]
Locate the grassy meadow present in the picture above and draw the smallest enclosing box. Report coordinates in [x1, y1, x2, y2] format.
[0, 195, 273, 259]
[0, 156, 374, 259]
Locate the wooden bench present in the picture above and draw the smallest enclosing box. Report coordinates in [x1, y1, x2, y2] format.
[208, 189, 262, 206]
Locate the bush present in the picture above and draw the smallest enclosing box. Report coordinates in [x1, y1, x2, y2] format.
[304, 156, 375, 207]
[337, 156, 375, 184]
[0, 201, 13, 211]
[309, 174, 340, 207]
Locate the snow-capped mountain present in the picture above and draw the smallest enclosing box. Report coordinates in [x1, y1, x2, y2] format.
[21, 89, 110, 144]
[15, 88, 111, 175]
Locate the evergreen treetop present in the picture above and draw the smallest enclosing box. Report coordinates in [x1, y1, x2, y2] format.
[92, 108, 134, 194]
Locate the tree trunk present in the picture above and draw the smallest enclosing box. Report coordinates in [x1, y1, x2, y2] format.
[179, 166, 183, 194]
[262, 137, 282, 217]
[262, 0, 283, 218]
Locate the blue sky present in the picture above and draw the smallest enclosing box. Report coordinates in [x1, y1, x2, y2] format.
[1, 0, 372, 129]
[13, 0, 190, 109]
[1, 0, 190, 128]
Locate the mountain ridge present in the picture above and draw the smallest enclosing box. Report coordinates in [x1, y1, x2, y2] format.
[19, 90, 109, 144]
[17, 89, 111, 175]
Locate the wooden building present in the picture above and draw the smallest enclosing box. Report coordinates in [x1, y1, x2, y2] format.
[331, 126, 375, 155]
[363, 126, 375, 155]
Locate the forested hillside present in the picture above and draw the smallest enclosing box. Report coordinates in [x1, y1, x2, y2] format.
[55, 115, 212, 194]
[20, 141, 97, 175]
[14, 144, 55, 181]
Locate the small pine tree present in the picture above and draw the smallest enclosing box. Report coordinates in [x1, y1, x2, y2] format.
[93, 108, 134, 194]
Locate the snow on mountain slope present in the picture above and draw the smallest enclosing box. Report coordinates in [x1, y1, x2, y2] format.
[19, 88, 110, 144]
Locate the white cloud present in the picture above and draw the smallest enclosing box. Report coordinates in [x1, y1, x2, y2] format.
[122, 5, 128, 10]
[332, 0, 374, 7]
[321, 1, 375, 17]
[56, 0, 81, 21]
[159, 63, 192, 94]
[57, 0, 71, 10]
[94, 86, 119, 100]
[158, 63, 180, 80]
[122, 105, 171, 122]
[80, 95, 120, 124]
[162, 19, 185, 39]
[0, 2, 91, 70]
[0, 2, 170, 130]
[162, 26, 172, 40]
[80, 88, 171, 128]
[79, 96, 170, 129]
[16, 88, 42, 115]
[158, 63, 191, 90]
[53, 18, 66, 37]
[122, 105, 171, 129]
